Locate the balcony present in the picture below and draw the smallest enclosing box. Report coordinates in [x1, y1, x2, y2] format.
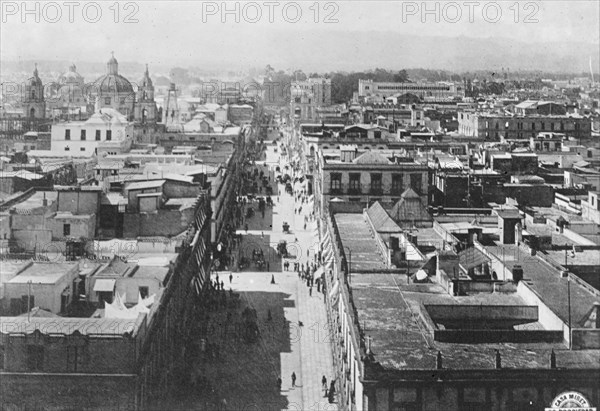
[347, 186, 362, 195]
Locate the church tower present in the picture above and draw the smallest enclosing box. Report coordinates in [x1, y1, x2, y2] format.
[23, 64, 46, 119]
[134, 64, 157, 123]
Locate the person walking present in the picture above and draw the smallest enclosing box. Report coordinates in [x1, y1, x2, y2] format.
[322, 375, 327, 390]
[229, 273, 233, 283]
[277, 377, 282, 391]
[291, 372, 297, 387]
[309, 286, 313, 297]
[328, 380, 336, 403]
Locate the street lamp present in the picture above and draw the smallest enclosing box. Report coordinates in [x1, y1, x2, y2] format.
[343, 246, 352, 284]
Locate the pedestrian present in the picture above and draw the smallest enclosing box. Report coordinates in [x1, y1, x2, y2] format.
[229, 273, 233, 283]
[322, 375, 327, 390]
[220, 280, 224, 290]
[291, 372, 297, 387]
[245, 224, 249, 233]
[328, 381, 336, 403]
[309, 286, 312, 296]
[277, 377, 282, 391]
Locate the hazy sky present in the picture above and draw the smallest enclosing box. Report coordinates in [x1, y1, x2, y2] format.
[1, 0, 599, 70]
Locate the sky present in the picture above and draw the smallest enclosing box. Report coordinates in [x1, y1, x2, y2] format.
[1, 0, 599, 72]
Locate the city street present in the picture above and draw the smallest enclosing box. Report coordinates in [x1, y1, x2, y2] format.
[167, 142, 338, 411]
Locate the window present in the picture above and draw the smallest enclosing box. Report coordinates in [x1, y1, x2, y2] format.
[27, 346, 44, 371]
[531, 123, 535, 130]
[560, 122, 564, 131]
[410, 174, 422, 194]
[541, 122, 545, 130]
[349, 173, 361, 194]
[0, 345, 3, 370]
[65, 146, 70, 151]
[63, 224, 71, 236]
[65, 129, 71, 140]
[106, 130, 112, 141]
[66, 346, 85, 372]
[80, 147, 85, 151]
[104, 97, 111, 105]
[80, 129, 86, 140]
[370, 173, 382, 194]
[550, 122, 555, 131]
[95, 130, 101, 141]
[330, 173, 342, 193]
[392, 174, 403, 194]
[139, 286, 149, 299]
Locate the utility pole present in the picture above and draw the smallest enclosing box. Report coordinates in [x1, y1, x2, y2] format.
[27, 280, 32, 321]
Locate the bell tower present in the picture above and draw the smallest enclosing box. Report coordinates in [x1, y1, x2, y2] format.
[134, 64, 157, 123]
[23, 64, 46, 119]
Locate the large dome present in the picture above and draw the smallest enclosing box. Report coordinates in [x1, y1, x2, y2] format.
[95, 73, 134, 94]
[94, 53, 134, 94]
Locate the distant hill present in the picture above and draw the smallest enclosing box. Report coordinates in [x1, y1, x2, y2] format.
[1, 31, 598, 76]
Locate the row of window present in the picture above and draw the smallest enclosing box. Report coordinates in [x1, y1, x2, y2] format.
[329, 173, 422, 194]
[65, 129, 112, 141]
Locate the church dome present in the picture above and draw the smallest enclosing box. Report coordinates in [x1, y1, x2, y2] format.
[59, 64, 84, 84]
[95, 74, 134, 94]
[94, 53, 134, 94]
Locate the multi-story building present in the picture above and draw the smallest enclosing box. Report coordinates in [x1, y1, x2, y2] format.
[458, 111, 592, 140]
[50, 108, 133, 156]
[315, 146, 428, 212]
[358, 79, 463, 101]
[290, 77, 332, 121]
[0, 192, 213, 410]
[319, 205, 600, 411]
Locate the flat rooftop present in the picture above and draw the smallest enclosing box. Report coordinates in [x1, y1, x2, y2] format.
[352, 273, 600, 370]
[484, 244, 600, 325]
[8, 262, 78, 284]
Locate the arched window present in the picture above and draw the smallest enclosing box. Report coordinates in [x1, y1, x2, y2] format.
[29, 108, 35, 118]
[31, 90, 36, 99]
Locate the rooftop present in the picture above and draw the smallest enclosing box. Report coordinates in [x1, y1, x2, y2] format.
[335, 213, 388, 272]
[8, 262, 78, 284]
[352, 273, 600, 370]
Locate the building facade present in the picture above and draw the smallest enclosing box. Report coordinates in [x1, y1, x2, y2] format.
[359, 79, 463, 100]
[458, 111, 592, 140]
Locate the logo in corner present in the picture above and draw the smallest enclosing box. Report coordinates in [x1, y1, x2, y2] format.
[545, 391, 596, 411]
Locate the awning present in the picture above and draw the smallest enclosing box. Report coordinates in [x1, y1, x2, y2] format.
[329, 280, 340, 301]
[314, 266, 325, 278]
[93, 279, 116, 292]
